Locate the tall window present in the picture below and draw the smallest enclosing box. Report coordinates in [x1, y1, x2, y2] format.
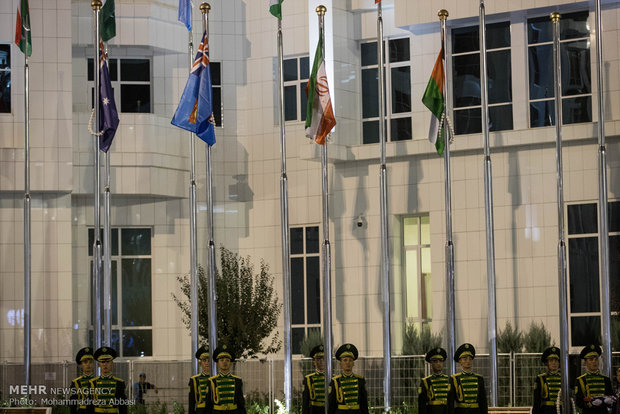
[403, 216, 432, 323]
[567, 202, 620, 348]
[211, 62, 223, 126]
[527, 11, 591, 127]
[283, 56, 309, 122]
[0, 45, 10, 113]
[361, 38, 412, 144]
[88, 58, 152, 113]
[290, 225, 320, 354]
[451, 22, 513, 135]
[88, 228, 153, 357]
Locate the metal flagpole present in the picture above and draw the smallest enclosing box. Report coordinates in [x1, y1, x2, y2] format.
[92, 0, 103, 350]
[479, 0, 498, 404]
[23, 14, 32, 391]
[551, 12, 570, 411]
[376, 2, 392, 410]
[103, 40, 112, 346]
[594, 0, 612, 375]
[438, 9, 456, 376]
[276, 13, 293, 410]
[201, 2, 218, 376]
[315, 7, 333, 414]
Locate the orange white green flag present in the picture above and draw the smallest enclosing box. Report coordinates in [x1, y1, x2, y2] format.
[14, 0, 31, 57]
[305, 30, 336, 145]
[422, 47, 445, 155]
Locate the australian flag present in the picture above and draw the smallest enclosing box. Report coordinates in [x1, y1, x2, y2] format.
[99, 40, 119, 152]
[171, 31, 216, 146]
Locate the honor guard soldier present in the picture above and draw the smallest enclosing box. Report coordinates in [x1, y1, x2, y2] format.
[532, 347, 562, 414]
[88, 347, 128, 414]
[206, 345, 246, 414]
[328, 344, 369, 414]
[302, 345, 326, 414]
[575, 345, 614, 414]
[451, 344, 487, 414]
[419, 347, 454, 414]
[69, 347, 95, 414]
[189, 345, 211, 414]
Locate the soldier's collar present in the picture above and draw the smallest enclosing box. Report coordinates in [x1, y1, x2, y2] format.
[461, 370, 473, 375]
[316, 370, 325, 374]
[342, 373, 355, 378]
[586, 370, 600, 375]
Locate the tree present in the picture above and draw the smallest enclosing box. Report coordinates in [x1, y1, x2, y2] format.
[401, 322, 442, 355]
[172, 246, 282, 359]
[522, 321, 553, 353]
[497, 321, 523, 353]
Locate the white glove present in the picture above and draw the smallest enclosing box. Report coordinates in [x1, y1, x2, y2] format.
[604, 397, 615, 406]
[591, 398, 602, 406]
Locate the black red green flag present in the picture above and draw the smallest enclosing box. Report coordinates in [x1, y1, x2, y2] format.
[14, 0, 32, 57]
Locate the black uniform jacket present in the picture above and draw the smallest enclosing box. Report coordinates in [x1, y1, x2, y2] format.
[189, 373, 211, 414]
[69, 375, 93, 414]
[418, 374, 454, 414]
[575, 372, 614, 414]
[532, 371, 562, 414]
[302, 371, 326, 414]
[327, 374, 369, 414]
[450, 372, 488, 414]
[87, 375, 127, 414]
[205, 373, 246, 414]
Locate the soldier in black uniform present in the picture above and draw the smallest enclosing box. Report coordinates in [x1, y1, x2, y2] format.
[206, 345, 246, 414]
[69, 347, 95, 414]
[450, 344, 487, 414]
[302, 345, 326, 414]
[328, 344, 369, 414]
[575, 345, 614, 414]
[419, 347, 453, 414]
[189, 345, 211, 414]
[532, 347, 562, 414]
[88, 347, 128, 414]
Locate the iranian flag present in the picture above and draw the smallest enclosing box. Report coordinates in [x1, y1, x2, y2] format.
[14, 0, 31, 57]
[422, 47, 445, 155]
[305, 32, 336, 145]
[269, 0, 283, 19]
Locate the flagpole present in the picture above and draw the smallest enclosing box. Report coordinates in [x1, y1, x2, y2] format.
[103, 41, 112, 347]
[551, 12, 570, 412]
[594, 0, 612, 375]
[376, 1, 392, 410]
[201, 2, 218, 376]
[91, 0, 103, 351]
[314, 7, 333, 414]
[479, 0, 498, 404]
[276, 12, 293, 411]
[437, 9, 456, 376]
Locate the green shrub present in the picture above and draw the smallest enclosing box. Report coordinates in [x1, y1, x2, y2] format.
[497, 321, 523, 353]
[402, 323, 442, 355]
[522, 321, 553, 353]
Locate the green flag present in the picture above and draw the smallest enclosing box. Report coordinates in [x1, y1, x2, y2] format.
[100, 0, 116, 42]
[269, 0, 283, 19]
[14, 0, 32, 57]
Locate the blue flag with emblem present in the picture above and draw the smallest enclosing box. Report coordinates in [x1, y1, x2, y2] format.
[98, 40, 119, 152]
[171, 31, 216, 146]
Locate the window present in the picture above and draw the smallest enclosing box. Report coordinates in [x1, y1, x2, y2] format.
[361, 38, 412, 144]
[283, 56, 309, 122]
[451, 22, 513, 135]
[402, 216, 432, 323]
[210, 62, 222, 126]
[290, 225, 320, 354]
[88, 58, 151, 113]
[88, 228, 153, 357]
[567, 201, 620, 348]
[527, 11, 591, 127]
[0, 45, 10, 113]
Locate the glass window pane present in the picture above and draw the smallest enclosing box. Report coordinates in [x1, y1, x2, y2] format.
[563, 96, 591, 124]
[122, 329, 153, 357]
[0, 45, 11, 68]
[561, 11, 590, 41]
[561, 40, 591, 96]
[213, 87, 222, 126]
[306, 226, 319, 254]
[529, 44, 555, 100]
[488, 50, 512, 104]
[300, 57, 310, 80]
[0, 70, 9, 113]
[486, 22, 510, 49]
[389, 38, 410, 63]
[361, 42, 378, 67]
[306, 257, 320, 324]
[528, 16, 553, 44]
[121, 228, 151, 255]
[404, 217, 419, 246]
[530, 100, 554, 128]
[121, 258, 152, 326]
[283, 59, 297, 82]
[489, 104, 513, 132]
[421, 216, 430, 245]
[112, 260, 118, 325]
[120, 84, 151, 113]
[110, 59, 118, 81]
[452, 26, 479, 54]
[421, 247, 431, 275]
[284, 85, 297, 121]
[453, 54, 480, 108]
[570, 316, 601, 347]
[391, 66, 411, 113]
[363, 121, 379, 145]
[405, 250, 419, 319]
[362, 68, 379, 118]
[300, 81, 308, 122]
[290, 227, 304, 255]
[390, 117, 412, 141]
[112, 228, 119, 256]
[609, 202, 620, 232]
[567, 203, 597, 234]
[120, 59, 150, 82]
[291, 258, 305, 324]
[210, 62, 221, 85]
[568, 237, 600, 313]
[454, 107, 481, 135]
[292, 327, 305, 355]
[610, 236, 620, 310]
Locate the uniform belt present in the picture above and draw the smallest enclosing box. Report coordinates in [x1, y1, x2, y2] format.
[311, 402, 325, 407]
[429, 400, 448, 406]
[214, 404, 238, 411]
[456, 403, 479, 408]
[542, 402, 560, 406]
[196, 403, 206, 408]
[95, 409, 118, 413]
[338, 404, 360, 410]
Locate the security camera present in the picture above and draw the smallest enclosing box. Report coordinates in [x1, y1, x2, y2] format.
[355, 215, 364, 228]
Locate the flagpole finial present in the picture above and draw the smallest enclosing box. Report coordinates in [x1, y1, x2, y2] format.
[200, 3, 210, 14]
[316, 5, 327, 16]
[91, 0, 102, 11]
[550, 12, 561, 22]
[438, 9, 449, 20]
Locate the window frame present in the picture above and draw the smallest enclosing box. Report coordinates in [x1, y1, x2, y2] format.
[401, 215, 432, 325]
[283, 55, 309, 123]
[0, 44, 11, 114]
